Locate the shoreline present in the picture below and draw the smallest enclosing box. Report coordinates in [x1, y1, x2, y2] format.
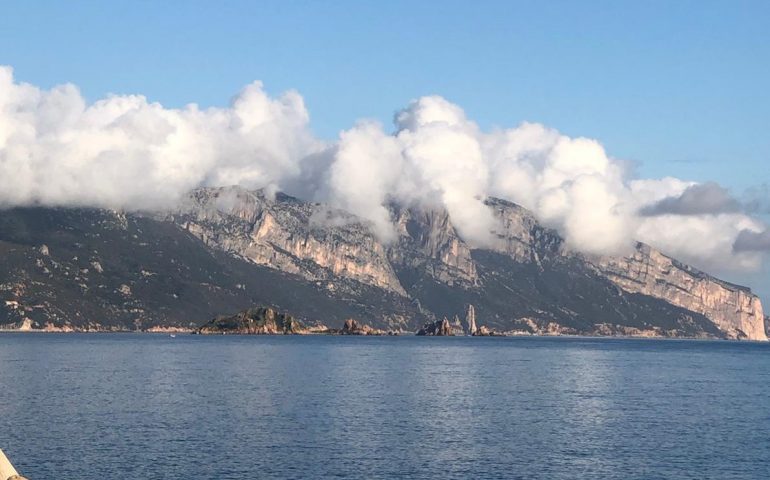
[0, 328, 764, 342]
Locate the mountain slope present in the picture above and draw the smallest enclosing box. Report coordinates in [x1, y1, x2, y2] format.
[0, 207, 422, 330]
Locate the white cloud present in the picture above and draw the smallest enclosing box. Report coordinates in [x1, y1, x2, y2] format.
[1, 65, 767, 275]
[324, 121, 403, 242]
[0, 66, 321, 210]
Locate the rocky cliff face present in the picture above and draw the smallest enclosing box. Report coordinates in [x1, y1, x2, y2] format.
[593, 244, 766, 340]
[170, 187, 406, 296]
[1, 186, 765, 340]
[487, 198, 564, 265]
[482, 199, 767, 341]
[389, 206, 478, 286]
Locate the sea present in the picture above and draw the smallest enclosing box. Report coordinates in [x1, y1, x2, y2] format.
[0, 333, 768, 479]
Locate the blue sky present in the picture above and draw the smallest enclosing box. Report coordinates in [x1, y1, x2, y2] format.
[1, 0, 768, 194]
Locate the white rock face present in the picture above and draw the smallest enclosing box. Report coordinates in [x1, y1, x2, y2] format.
[389, 205, 478, 286]
[593, 244, 767, 341]
[172, 187, 407, 296]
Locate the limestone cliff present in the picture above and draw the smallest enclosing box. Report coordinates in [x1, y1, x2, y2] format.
[482, 199, 767, 341]
[593, 244, 767, 341]
[171, 187, 406, 296]
[389, 206, 478, 286]
[487, 198, 563, 265]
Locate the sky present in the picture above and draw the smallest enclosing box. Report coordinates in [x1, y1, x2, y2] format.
[0, 0, 769, 297]
[2, 0, 769, 188]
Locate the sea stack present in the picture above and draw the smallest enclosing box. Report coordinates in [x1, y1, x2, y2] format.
[466, 304, 477, 335]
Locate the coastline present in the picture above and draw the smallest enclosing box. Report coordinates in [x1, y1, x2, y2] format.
[0, 327, 757, 341]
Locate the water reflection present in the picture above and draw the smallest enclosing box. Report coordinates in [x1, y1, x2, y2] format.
[0, 335, 769, 479]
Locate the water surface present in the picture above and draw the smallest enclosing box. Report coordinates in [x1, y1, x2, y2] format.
[1, 334, 768, 479]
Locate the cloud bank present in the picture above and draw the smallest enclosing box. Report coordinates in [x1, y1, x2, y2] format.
[0, 66, 767, 275]
[0, 66, 320, 210]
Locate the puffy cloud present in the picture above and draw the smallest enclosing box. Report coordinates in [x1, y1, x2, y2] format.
[323, 121, 403, 242]
[636, 213, 765, 272]
[1, 65, 768, 276]
[319, 96, 497, 247]
[480, 124, 636, 255]
[0, 66, 321, 210]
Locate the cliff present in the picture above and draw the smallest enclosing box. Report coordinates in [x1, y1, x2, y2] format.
[593, 243, 766, 340]
[484, 198, 766, 340]
[170, 188, 407, 296]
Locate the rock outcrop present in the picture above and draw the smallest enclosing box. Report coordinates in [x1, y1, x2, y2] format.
[416, 318, 453, 336]
[473, 325, 501, 336]
[339, 318, 386, 335]
[465, 304, 477, 335]
[197, 307, 312, 335]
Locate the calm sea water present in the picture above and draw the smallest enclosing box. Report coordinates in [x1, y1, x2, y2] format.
[0, 334, 769, 479]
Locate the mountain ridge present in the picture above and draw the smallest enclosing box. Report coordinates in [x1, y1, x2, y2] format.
[0, 185, 765, 340]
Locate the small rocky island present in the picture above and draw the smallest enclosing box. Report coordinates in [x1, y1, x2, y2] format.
[338, 319, 388, 335]
[197, 307, 321, 335]
[196, 307, 393, 335]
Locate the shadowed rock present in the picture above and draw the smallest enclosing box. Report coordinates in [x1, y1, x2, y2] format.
[416, 318, 453, 336]
[197, 306, 311, 335]
[339, 318, 386, 335]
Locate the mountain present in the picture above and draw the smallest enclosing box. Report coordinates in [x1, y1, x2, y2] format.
[0, 206, 420, 331]
[0, 186, 766, 340]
